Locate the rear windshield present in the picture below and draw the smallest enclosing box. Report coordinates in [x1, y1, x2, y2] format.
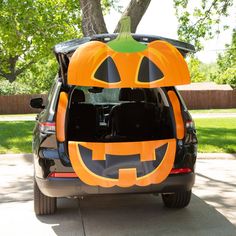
[70, 87, 169, 105]
[84, 88, 120, 103]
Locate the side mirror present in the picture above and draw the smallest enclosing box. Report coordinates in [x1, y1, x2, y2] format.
[30, 98, 45, 109]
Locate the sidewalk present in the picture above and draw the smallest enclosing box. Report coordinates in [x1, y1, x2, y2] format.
[0, 114, 36, 121]
[0, 113, 236, 121]
[1, 153, 235, 161]
[197, 153, 236, 160]
[192, 113, 236, 119]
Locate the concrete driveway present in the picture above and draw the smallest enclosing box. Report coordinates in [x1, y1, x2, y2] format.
[0, 156, 236, 236]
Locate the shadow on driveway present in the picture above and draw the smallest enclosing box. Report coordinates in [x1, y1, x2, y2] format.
[37, 194, 236, 236]
[1, 157, 236, 235]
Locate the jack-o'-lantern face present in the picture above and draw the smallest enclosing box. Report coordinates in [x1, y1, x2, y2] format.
[58, 17, 190, 188]
[68, 139, 176, 188]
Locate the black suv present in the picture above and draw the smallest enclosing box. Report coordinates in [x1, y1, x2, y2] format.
[31, 34, 197, 215]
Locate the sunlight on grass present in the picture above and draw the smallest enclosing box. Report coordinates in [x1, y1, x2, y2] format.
[0, 118, 235, 154]
[0, 121, 34, 154]
[195, 118, 236, 153]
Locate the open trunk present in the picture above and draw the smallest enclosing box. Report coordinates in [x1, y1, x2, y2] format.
[66, 87, 175, 143]
[56, 87, 180, 188]
[54, 33, 191, 188]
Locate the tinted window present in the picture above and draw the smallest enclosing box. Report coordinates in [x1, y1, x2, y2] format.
[80, 87, 120, 103]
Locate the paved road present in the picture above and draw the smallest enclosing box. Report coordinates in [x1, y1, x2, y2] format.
[0, 156, 236, 236]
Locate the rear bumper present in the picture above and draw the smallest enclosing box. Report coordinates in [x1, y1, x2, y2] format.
[36, 173, 195, 197]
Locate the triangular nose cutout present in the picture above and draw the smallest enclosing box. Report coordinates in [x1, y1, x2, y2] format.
[138, 57, 164, 82]
[94, 56, 121, 83]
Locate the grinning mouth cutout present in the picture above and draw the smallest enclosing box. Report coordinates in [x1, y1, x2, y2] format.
[68, 139, 176, 187]
[78, 144, 168, 179]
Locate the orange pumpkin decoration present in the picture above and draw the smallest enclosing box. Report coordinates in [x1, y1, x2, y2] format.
[67, 40, 190, 88]
[62, 17, 189, 188]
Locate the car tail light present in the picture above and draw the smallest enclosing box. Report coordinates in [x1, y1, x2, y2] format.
[39, 122, 55, 134]
[186, 120, 194, 129]
[48, 172, 77, 178]
[170, 168, 192, 174]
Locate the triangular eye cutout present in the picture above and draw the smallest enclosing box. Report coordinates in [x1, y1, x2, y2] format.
[94, 57, 121, 83]
[138, 57, 164, 82]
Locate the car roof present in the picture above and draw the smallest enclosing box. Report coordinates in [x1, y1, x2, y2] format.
[53, 34, 195, 57]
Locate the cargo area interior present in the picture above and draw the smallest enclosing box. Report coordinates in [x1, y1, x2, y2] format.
[66, 87, 174, 142]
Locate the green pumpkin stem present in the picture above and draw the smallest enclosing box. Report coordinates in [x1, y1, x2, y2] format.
[108, 16, 147, 53]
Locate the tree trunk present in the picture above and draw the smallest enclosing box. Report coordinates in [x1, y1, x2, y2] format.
[79, 0, 108, 36]
[79, 0, 152, 36]
[114, 0, 151, 33]
[0, 56, 34, 83]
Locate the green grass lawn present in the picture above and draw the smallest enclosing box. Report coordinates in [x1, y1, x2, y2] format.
[195, 117, 236, 153]
[0, 121, 35, 154]
[0, 118, 235, 154]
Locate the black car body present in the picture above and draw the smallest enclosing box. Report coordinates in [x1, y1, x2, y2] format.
[31, 34, 197, 215]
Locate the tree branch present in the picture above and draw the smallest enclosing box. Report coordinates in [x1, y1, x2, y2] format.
[15, 60, 35, 77]
[114, 0, 151, 33]
[0, 56, 35, 83]
[0, 68, 5, 77]
[187, 0, 232, 37]
[189, 0, 218, 30]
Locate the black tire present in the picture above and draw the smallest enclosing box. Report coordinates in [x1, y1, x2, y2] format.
[161, 190, 192, 208]
[34, 179, 57, 215]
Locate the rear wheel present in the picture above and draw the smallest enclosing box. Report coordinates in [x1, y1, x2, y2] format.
[161, 190, 192, 208]
[34, 179, 57, 215]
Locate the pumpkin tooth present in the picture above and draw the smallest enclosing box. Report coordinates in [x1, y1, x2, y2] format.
[92, 148, 106, 160]
[140, 149, 156, 161]
[118, 168, 137, 187]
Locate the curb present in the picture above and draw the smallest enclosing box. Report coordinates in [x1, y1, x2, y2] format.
[0, 153, 236, 161]
[197, 153, 236, 160]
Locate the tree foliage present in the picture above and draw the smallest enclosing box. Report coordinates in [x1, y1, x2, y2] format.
[1, 0, 236, 93]
[188, 57, 206, 82]
[211, 30, 236, 87]
[187, 56, 218, 83]
[173, 0, 234, 50]
[0, 0, 81, 82]
[0, 56, 58, 95]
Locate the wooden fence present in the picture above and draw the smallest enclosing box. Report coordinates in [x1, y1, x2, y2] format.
[0, 90, 235, 114]
[179, 90, 236, 109]
[0, 94, 47, 114]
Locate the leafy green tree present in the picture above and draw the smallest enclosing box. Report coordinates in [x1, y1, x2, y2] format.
[211, 30, 236, 87]
[173, 0, 234, 50]
[187, 57, 218, 82]
[217, 30, 236, 70]
[188, 57, 206, 82]
[0, 0, 81, 82]
[0, 57, 58, 95]
[1, 0, 235, 90]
